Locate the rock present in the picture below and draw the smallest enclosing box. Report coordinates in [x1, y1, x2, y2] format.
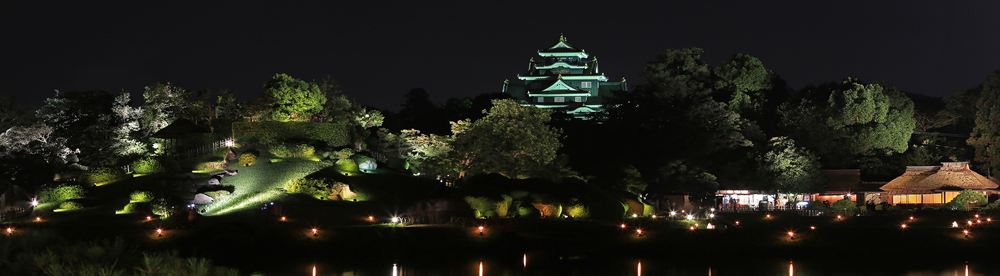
[207, 178, 220, 185]
[192, 193, 214, 204]
[226, 169, 238, 176]
[328, 183, 357, 200]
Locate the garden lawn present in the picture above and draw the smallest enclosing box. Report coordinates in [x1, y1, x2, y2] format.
[201, 156, 332, 216]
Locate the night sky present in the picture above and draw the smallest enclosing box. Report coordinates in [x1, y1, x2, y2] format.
[3, 1, 999, 111]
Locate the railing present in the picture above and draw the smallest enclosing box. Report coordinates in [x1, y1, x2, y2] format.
[723, 206, 822, 216]
[172, 137, 233, 160]
[0, 207, 30, 221]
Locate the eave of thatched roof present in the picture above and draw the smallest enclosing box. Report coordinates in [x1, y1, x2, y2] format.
[880, 162, 999, 192]
[880, 169, 936, 191]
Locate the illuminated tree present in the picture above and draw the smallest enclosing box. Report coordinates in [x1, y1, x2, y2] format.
[967, 70, 1000, 175]
[141, 82, 190, 136]
[940, 189, 987, 211]
[757, 137, 825, 193]
[714, 53, 773, 115]
[261, 73, 326, 122]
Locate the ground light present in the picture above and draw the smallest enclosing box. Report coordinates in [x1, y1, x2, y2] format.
[837, 215, 842, 219]
[976, 214, 980, 218]
[910, 216, 914, 220]
[478, 226, 484, 236]
[810, 226, 815, 230]
[146, 216, 152, 221]
[953, 221, 959, 227]
[709, 213, 715, 218]
[31, 199, 38, 207]
[391, 217, 399, 224]
[735, 220, 740, 226]
[766, 214, 771, 218]
[281, 216, 286, 221]
[638, 261, 642, 276]
[156, 228, 162, 237]
[312, 228, 318, 236]
[788, 231, 794, 240]
[689, 226, 695, 231]
[706, 223, 714, 229]
[964, 229, 969, 238]
[968, 221, 973, 226]
[670, 211, 676, 216]
[686, 215, 694, 220]
[621, 223, 626, 229]
[651, 214, 656, 219]
[901, 224, 907, 228]
[368, 216, 374, 221]
[6, 227, 12, 235]
[35, 216, 41, 222]
[636, 229, 642, 237]
[632, 214, 638, 218]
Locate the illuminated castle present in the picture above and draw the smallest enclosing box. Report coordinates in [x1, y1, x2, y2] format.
[502, 35, 627, 118]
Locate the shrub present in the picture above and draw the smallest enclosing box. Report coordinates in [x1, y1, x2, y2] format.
[151, 197, 172, 218]
[831, 199, 858, 215]
[518, 206, 537, 217]
[269, 143, 316, 158]
[465, 196, 497, 218]
[532, 201, 562, 218]
[130, 190, 153, 203]
[59, 201, 84, 210]
[131, 157, 179, 174]
[79, 167, 125, 183]
[39, 184, 86, 203]
[566, 204, 589, 219]
[805, 200, 830, 211]
[239, 149, 260, 166]
[336, 158, 359, 174]
[941, 189, 987, 211]
[334, 148, 355, 160]
[117, 203, 144, 214]
[285, 179, 331, 199]
[204, 190, 231, 198]
[232, 122, 351, 146]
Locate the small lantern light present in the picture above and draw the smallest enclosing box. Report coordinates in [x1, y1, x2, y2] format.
[31, 199, 39, 207]
[735, 220, 740, 226]
[670, 211, 677, 216]
[709, 213, 715, 218]
[621, 223, 626, 229]
[478, 226, 484, 236]
[988, 218, 993, 222]
[810, 226, 815, 230]
[766, 214, 771, 218]
[156, 228, 162, 237]
[909, 216, 914, 220]
[312, 228, 318, 236]
[636, 229, 642, 237]
[6, 227, 12, 234]
[391, 217, 399, 223]
[976, 214, 980, 218]
[977, 220, 982, 224]
[632, 214, 638, 218]
[837, 215, 842, 219]
[952, 221, 959, 227]
[707, 223, 714, 229]
[787, 231, 794, 239]
[146, 216, 152, 221]
[964, 229, 969, 238]
[281, 216, 286, 221]
[901, 224, 907, 228]
[686, 215, 694, 220]
[689, 226, 695, 231]
[368, 216, 374, 221]
[651, 214, 656, 219]
[968, 221, 973, 226]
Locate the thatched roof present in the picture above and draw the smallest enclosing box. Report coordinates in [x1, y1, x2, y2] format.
[151, 118, 209, 138]
[880, 162, 998, 192]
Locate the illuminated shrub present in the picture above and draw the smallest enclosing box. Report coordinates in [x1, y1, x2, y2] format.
[518, 206, 537, 217]
[494, 195, 513, 217]
[151, 197, 172, 218]
[285, 179, 331, 199]
[203, 190, 231, 198]
[131, 157, 179, 174]
[336, 158, 359, 174]
[509, 190, 530, 200]
[805, 200, 830, 211]
[79, 166, 125, 183]
[464, 196, 497, 218]
[59, 201, 84, 210]
[130, 190, 153, 203]
[269, 143, 315, 158]
[566, 204, 589, 219]
[117, 203, 143, 214]
[239, 149, 260, 166]
[831, 199, 858, 215]
[39, 184, 86, 203]
[531, 201, 562, 218]
[334, 148, 355, 160]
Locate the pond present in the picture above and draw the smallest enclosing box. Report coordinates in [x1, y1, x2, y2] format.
[265, 254, 995, 276]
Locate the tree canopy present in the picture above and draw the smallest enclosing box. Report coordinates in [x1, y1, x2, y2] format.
[261, 73, 326, 122]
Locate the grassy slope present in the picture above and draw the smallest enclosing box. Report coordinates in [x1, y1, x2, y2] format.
[201, 149, 333, 216]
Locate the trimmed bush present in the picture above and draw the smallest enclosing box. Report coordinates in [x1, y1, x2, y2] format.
[151, 197, 172, 218]
[232, 122, 350, 146]
[566, 204, 589, 219]
[269, 143, 316, 158]
[204, 190, 231, 198]
[285, 179, 331, 199]
[335, 148, 355, 160]
[39, 184, 86, 203]
[465, 196, 497, 218]
[131, 157, 179, 174]
[831, 199, 858, 215]
[79, 167, 125, 183]
[117, 203, 143, 214]
[130, 190, 153, 203]
[59, 201, 84, 210]
[336, 158, 359, 174]
[239, 149, 259, 166]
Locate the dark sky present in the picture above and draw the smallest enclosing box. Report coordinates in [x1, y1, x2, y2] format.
[3, 1, 999, 111]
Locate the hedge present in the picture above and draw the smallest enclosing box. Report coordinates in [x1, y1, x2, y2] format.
[131, 157, 180, 174]
[79, 167, 125, 184]
[269, 143, 315, 158]
[233, 122, 350, 146]
[40, 184, 86, 203]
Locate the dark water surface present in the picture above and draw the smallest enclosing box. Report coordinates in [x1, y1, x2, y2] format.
[266, 255, 1000, 276]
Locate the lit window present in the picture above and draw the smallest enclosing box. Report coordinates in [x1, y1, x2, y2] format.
[537, 97, 544, 103]
[554, 97, 565, 102]
[581, 82, 592, 88]
[574, 96, 582, 102]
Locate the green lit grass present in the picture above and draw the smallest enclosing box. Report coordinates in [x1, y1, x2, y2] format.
[201, 154, 333, 216]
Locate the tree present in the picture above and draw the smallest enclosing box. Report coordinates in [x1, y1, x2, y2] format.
[655, 160, 719, 195]
[261, 73, 326, 122]
[141, 82, 190, 136]
[967, 70, 1000, 175]
[216, 90, 240, 119]
[0, 92, 33, 132]
[714, 53, 773, 115]
[109, 91, 148, 159]
[35, 90, 117, 165]
[613, 165, 648, 195]
[824, 79, 915, 156]
[831, 198, 858, 215]
[940, 189, 987, 211]
[757, 137, 825, 193]
[393, 88, 446, 134]
[445, 99, 563, 179]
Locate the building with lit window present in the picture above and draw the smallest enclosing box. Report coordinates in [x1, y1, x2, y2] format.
[879, 162, 998, 206]
[502, 35, 627, 118]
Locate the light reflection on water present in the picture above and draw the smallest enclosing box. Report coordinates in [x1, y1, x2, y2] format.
[297, 257, 990, 276]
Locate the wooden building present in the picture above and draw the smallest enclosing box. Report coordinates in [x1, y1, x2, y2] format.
[879, 162, 998, 206]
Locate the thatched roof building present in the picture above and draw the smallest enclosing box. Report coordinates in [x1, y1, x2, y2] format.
[879, 162, 998, 205]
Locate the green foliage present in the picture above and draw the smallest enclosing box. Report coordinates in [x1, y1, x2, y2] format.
[239, 150, 259, 166]
[79, 166, 125, 183]
[117, 202, 143, 214]
[831, 199, 858, 215]
[518, 205, 537, 217]
[261, 73, 327, 121]
[336, 158, 359, 174]
[464, 196, 497, 218]
[566, 204, 589, 219]
[39, 184, 85, 203]
[941, 189, 988, 211]
[131, 157, 179, 174]
[757, 137, 826, 193]
[352, 154, 376, 165]
[269, 143, 316, 158]
[203, 190, 231, 197]
[285, 179, 331, 199]
[335, 148, 356, 159]
[58, 200, 83, 210]
[824, 78, 915, 156]
[130, 190, 153, 203]
[614, 165, 647, 194]
[804, 200, 830, 211]
[714, 53, 773, 115]
[968, 70, 1000, 175]
[151, 197, 172, 218]
[232, 121, 351, 146]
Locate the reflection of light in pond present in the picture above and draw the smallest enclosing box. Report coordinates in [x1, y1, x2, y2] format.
[479, 261, 483, 276]
[637, 261, 641, 276]
[789, 260, 793, 276]
[312, 265, 316, 276]
[523, 254, 526, 268]
[393, 263, 397, 276]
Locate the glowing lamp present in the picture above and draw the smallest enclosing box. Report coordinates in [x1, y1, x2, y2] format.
[479, 226, 484, 236]
[651, 215, 656, 219]
[968, 221, 973, 226]
[766, 214, 771, 218]
[312, 228, 318, 236]
[35, 217, 41, 221]
[636, 229, 642, 237]
[710, 208, 715, 212]
[901, 224, 907, 228]
[837, 215, 842, 219]
[988, 218, 992, 222]
[964, 229, 970, 238]
[976, 214, 980, 218]
[670, 211, 677, 216]
[952, 221, 959, 227]
[632, 214, 638, 218]
[709, 214, 715, 218]
[686, 215, 694, 220]
[281, 216, 286, 221]
[787, 231, 794, 239]
[6, 227, 12, 234]
[146, 216, 151, 220]
[391, 217, 399, 223]
[695, 223, 700, 227]
[225, 140, 234, 147]
[690, 226, 695, 231]
[368, 216, 374, 221]
[706, 223, 714, 229]
[909, 216, 914, 220]
[621, 223, 626, 229]
[156, 228, 162, 237]
[735, 220, 740, 225]
[31, 199, 38, 207]
[810, 226, 815, 230]
[977, 220, 982, 224]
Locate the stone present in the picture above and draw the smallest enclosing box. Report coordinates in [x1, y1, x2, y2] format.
[226, 169, 238, 176]
[192, 193, 214, 204]
[328, 183, 357, 200]
[207, 178, 220, 185]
